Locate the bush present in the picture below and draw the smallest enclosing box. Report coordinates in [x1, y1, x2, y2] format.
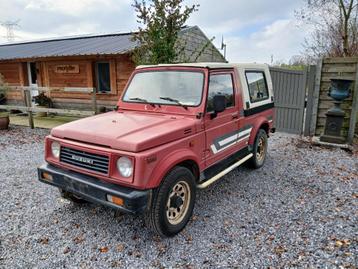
[33, 92, 53, 108]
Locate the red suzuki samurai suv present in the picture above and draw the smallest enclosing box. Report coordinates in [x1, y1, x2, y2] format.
[38, 63, 275, 237]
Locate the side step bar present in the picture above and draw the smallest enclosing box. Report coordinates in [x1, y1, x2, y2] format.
[197, 153, 253, 189]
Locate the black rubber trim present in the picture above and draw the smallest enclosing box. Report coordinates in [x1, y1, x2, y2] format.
[199, 146, 250, 182]
[37, 163, 151, 214]
[244, 102, 274, 117]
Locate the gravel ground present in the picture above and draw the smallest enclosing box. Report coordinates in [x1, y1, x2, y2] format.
[0, 125, 357, 268]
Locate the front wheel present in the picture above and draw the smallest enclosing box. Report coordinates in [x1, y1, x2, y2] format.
[145, 166, 196, 237]
[248, 129, 268, 169]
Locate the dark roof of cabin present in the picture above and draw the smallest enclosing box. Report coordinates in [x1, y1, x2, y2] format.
[0, 32, 139, 60]
[0, 26, 205, 61]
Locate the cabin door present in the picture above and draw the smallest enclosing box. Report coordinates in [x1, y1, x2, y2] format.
[27, 62, 38, 105]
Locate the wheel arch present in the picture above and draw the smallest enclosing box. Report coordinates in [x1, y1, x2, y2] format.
[260, 122, 270, 135]
[146, 149, 201, 189]
[249, 118, 270, 145]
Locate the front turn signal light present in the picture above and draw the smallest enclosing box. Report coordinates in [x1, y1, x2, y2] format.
[106, 194, 124, 206]
[42, 172, 53, 182]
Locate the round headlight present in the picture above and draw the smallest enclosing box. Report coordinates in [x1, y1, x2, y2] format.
[51, 141, 60, 158]
[116, 157, 133, 178]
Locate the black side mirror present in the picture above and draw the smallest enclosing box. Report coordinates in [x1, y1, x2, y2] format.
[211, 95, 226, 119]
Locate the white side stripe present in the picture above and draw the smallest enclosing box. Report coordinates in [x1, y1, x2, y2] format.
[217, 128, 253, 147]
[237, 135, 250, 143]
[210, 127, 252, 154]
[218, 134, 239, 147]
[210, 144, 218, 154]
[239, 128, 252, 137]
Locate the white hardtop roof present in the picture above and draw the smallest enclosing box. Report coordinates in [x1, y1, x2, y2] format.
[136, 62, 269, 70]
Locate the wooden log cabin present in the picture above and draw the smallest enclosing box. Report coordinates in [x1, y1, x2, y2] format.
[0, 26, 226, 110]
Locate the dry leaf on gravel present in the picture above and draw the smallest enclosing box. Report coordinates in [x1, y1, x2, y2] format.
[274, 245, 287, 255]
[39, 237, 49, 245]
[99, 246, 109, 253]
[73, 235, 85, 244]
[335, 239, 350, 248]
[63, 247, 70, 254]
[116, 244, 125, 252]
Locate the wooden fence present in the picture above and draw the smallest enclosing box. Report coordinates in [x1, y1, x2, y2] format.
[0, 87, 97, 129]
[308, 57, 358, 144]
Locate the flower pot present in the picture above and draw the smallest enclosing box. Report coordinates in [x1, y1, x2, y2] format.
[328, 79, 352, 101]
[36, 105, 48, 117]
[0, 114, 9, 130]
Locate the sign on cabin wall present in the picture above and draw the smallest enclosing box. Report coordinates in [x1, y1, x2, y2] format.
[54, 64, 79, 74]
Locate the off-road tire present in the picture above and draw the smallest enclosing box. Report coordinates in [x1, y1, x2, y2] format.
[248, 129, 268, 169]
[58, 188, 88, 204]
[145, 166, 196, 237]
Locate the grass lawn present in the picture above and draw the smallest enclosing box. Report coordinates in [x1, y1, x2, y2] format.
[9, 114, 83, 129]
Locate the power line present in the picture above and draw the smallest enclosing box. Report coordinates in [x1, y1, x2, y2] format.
[1, 20, 20, 42]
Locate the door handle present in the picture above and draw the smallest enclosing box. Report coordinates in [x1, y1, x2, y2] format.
[232, 113, 239, 119]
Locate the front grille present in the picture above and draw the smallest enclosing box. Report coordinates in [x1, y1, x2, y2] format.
[60, 146, 109, 174]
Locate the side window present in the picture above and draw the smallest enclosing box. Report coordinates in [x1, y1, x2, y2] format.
[207, 73, 235, 112]
[245, 71, 269, 103]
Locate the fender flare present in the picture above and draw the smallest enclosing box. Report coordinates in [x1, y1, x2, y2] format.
[146, 149, 200, 189]
[248, 117, 269, 145]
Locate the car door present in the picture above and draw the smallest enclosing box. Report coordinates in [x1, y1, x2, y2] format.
[204, 70, 243, 167]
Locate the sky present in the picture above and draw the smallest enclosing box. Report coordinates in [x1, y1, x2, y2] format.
[0, 0, 309, 64]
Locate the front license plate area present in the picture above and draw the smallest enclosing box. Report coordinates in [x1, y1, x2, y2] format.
[63, 176, 89, 194]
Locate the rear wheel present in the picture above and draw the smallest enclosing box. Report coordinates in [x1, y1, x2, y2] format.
[145, 166, 196, 237]
[248, 129, 268, 169]
[58, 188, 88, 204]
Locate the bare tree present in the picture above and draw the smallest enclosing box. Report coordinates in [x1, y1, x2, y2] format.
[297, 0, 358, 60]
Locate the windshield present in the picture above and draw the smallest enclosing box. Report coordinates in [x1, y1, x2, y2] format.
[123, 71, 204, 106]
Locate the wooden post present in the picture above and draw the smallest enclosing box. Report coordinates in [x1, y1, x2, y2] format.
[347, 65, 358, 144]
[309, 59, 323, 136]
[304, 65, 317, 136]
[24, 89, 34, 129]
[92, 88, 97, 114]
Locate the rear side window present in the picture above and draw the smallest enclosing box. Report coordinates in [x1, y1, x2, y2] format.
[207, 74, 234, 112]
[245, 71, 269, 103]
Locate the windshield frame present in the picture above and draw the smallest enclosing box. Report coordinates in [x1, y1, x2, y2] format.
[121, 68, 206, 108]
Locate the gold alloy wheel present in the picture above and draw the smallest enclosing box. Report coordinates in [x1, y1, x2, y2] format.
[166, 181, 191, 225]
[256, 136, 267, 163]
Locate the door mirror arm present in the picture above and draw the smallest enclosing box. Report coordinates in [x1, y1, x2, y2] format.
[210, 111, 218, 119]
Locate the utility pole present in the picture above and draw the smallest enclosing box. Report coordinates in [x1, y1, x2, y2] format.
[1, 20, 20, 42]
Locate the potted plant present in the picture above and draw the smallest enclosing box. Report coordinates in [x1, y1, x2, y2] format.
[33, 92, 53, 117]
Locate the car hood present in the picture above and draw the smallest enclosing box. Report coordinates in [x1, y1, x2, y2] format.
[51, 111, 198, 152]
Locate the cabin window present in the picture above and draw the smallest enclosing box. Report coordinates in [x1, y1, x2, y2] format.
[27, 62, 37, 86]
[207, 73, 235, 112]
[245, 71, 269, 103]
[96, 62, 111, 93]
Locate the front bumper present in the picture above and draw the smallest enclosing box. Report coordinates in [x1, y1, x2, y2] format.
[38, 163, 151, 214]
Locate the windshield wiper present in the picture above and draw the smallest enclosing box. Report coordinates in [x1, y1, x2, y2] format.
[129, 97, 155, 107]
[159, 97, 188, 109]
